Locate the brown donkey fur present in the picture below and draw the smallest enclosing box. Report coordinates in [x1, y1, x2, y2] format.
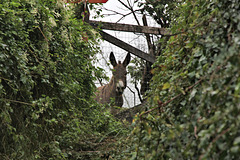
[95, 52, 131, 107]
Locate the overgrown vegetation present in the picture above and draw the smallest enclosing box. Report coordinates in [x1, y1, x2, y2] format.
[116, 0, 240, 159]
[1, 0, 240, 159]
[0, 0, 124, 159]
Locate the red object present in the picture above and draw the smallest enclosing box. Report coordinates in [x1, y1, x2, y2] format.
[89, 0, 108, 3]
[66, 0, 108, 3]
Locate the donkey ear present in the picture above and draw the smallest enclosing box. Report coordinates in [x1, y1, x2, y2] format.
[123, 53, 131, 67]
[110, 52, 117, 67]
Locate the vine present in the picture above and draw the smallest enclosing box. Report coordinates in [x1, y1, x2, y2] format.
[116, 0, 240, 159]
[0, 0, 123, 159]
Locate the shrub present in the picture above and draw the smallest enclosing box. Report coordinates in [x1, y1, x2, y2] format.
[120, 0, 240, 159]
[0, 0, 119, 159]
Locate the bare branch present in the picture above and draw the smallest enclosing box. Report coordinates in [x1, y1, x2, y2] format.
[118, 0, 141, 25]
[135, 81, 143, 103]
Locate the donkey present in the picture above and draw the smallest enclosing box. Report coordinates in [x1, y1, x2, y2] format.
[95, 52, 131, 107]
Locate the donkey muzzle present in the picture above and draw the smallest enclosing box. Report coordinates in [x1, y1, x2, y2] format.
[116, 80, 125, 94]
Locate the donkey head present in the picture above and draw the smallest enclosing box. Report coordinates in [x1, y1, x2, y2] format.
[110, 52, 131, 95]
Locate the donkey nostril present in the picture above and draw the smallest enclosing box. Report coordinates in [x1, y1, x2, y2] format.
[117, 86, 124, 90]
[117, 86, 124, 93]
[117, 86, 123, 90]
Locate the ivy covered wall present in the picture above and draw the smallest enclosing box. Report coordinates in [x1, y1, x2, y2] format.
[0, 0, 119, 159]
[119, 0, 240, 159]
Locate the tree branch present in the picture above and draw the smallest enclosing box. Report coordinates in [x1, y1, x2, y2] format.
[118, 0, 141, 25]
[134, 81, 143, 103]
[199, 127, 231, 160]
[139, 78, 203, 118]
[1, 98, 35, 106]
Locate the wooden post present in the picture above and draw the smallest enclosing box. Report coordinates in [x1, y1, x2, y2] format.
[140, 15, 154, 95]
[89, 20, 170, 35]
[100, 31, 155, 63]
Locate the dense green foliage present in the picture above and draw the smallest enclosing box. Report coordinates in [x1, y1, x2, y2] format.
[119, 0, 240, 159]
[1, 0, 240, 159]
[0, 0, 122, 159]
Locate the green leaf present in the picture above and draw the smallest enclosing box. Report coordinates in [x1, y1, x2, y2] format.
[230, 146, 239, 153]
[233, 137, 240, 145]
[162, 82, 171, 90]
[189, 89, 197, 101]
